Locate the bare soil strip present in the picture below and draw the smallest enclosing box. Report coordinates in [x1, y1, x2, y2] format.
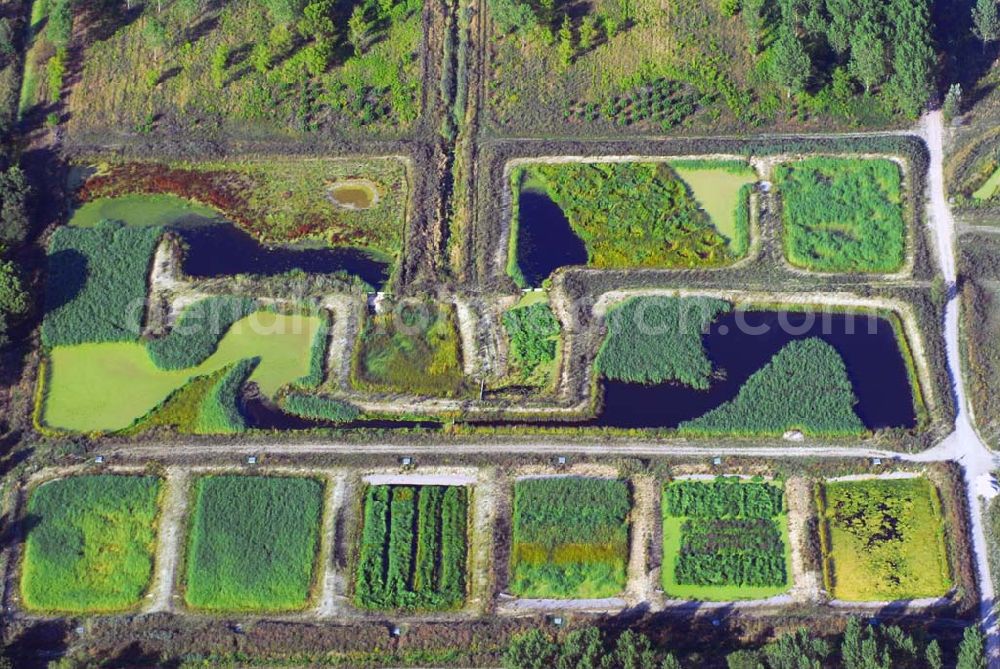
[146, 467, 190, 614]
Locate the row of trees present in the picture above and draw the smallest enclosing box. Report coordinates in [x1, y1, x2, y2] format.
[503, 620, 986, 669]
[0, 165, 29, 348]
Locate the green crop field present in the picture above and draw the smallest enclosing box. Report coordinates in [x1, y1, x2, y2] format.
[661, 478, 790, 601]
[509, 477, 630, 599]
[184, 475, 324, 612]
[596, 296, 730, 387]
[513, 163, 736, 270]
[680, 338, 866, 436]
[66, 0, 424, 138]
[76, 158, 409, 257]
[21, 475, 162, 613]
[817, 477, 952, 601]
[775, 157, 906, 273]
[44, 311, 324, 432]
[352, 302, 466, 397]
[354, 485, 468, 610]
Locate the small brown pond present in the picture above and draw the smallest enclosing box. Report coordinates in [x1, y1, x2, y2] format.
[329, 181, 378, 210]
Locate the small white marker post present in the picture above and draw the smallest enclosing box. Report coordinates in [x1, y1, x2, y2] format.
[247, 455, 257, 466]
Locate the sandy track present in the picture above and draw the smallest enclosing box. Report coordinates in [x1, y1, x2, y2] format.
[316, 472, 349, 619]
[146, 467, 190, 614]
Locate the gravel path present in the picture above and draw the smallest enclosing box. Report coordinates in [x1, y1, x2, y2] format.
[920, 111, 999, 665]
[316, 472, 349, 619]
[145, 467, 190, 614]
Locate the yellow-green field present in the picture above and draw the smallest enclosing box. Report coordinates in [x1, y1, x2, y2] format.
[43, 312, 323, 432]
[818, 477, 952, 601]
[973, 168, 1000, 201]
[670, 162, 756, 250]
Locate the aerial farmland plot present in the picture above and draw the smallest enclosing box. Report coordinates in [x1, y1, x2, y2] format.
[353, 484, 469, 610]
[1, 0, 996, 663]
[507, 477, 631, 599]
[19, 474, 163, 613]
[183, 475, 325, 612]
[816, 476, 952, 602]
[661, 478, 791, 601]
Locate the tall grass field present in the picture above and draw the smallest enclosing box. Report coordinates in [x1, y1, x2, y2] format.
[184, 475, 324, 612]
[354, 485, 468, 610]
[21, 475, 162, 613]
[509, 477, 630, 599]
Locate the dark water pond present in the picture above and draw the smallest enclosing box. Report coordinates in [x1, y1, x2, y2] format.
[177, 224, 390, 290]
[596, 311, 917, 430]
[514, 189, 587, 287]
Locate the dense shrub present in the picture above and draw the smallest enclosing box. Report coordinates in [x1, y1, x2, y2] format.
[525, 162, 735, 269]
[185, 475, 323, 611]
[279, 392, 361, 423]
[21, 475, 161, 612]
[510, 477, 630, 598]
[147, 296, 259, 370]
[596, 296, 730, 387]
[502, 301, 560, 382]
[354, 485, 468, 610]
[775, 157, 906, 273]
[675, 519, 786, 587]
[42, 221, 162, 347]
[665, 479, 787, 590]
[680, 338, 865, 436]
[664, 478, 784, 518]
[194, 358, 257, 434]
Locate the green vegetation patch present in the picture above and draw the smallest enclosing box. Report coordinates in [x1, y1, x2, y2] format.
[775, 157, 906, 273]
[596, 296, 730, 388]
[817, 477, 952, 601]
[69, 193, 224, 228]
[669, 160, 757, 253]
[680, 338, 865, 436]
[973, 167, 1000, 201]
[184, 475, 324, 612]
[195, 358, 258, 434]
[354, 485, 468, 610]
[69, 0, 423, 136]
[502, 301, 561, 387]
[353, 302, 465, 397]
[77, 158, 408, 257]
[21, 475, 162, 613]
[509, 477, 630, 599]
[148, 297, 259, 370]
[662, 478, 790, 600]
[280, 392, 361, 423]
[520, 163, 736, 269]
[42, 220, 161, 347]
[44, 312, 323, 432]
